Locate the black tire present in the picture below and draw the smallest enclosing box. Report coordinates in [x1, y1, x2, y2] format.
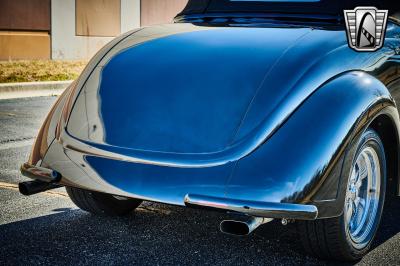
[66, 187, 143, 216]
[297, 128, 386, 261]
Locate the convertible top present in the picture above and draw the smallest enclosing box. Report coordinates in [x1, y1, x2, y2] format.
[177, 0, 400, 18]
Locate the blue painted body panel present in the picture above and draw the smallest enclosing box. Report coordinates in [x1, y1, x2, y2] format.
[70, 27, 311, 153]
[84, 156, 234, 204]
[33, 21, 400, 218]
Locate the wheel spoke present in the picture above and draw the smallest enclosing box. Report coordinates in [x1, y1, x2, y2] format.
[356, 178, 363, 190]
[348, 200, 359, 231]
[350, 169, 357, 184]
[358, 160, 368, 182]
[346, 199, 353, 221]
[354, 196, 360, 208]
[358, 198, 366, 209]
[355, 198, 365, 225]
[350, 203, 358, 231]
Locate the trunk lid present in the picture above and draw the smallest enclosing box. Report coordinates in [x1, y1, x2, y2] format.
[68, 25, 313, 154]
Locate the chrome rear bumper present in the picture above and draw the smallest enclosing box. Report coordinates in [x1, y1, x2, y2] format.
[184, 194, 318, 220]
[20, 164, 318, 220]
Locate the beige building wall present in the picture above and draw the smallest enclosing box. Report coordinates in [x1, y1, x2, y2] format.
[51, 0, 140, 60]
[0, 0, 187, 61]
[76, 0, 121, 37]
[141, 0, 188, 26]
[0, 0, 51, 60]
[0, 31, 50, 60]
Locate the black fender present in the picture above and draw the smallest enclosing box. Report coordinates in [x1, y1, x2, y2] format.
[227, 71, 400, 218]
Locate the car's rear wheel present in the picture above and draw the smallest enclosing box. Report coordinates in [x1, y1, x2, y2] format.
[297, 128, 386, 261]
[66, 187, 143, 216]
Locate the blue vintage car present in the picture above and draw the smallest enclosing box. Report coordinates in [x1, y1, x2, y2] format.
[19, 0, 400, 261]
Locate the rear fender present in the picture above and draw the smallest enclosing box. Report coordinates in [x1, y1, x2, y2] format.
[28, 84, 74, 166]
[227, 71, 400, 218]
[29, 30, 142, 167]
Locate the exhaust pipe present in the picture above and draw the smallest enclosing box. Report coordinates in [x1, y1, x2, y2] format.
[19, 180, 62, 196]
[220, 217, 273, 236]
[19, 163, 63, 196]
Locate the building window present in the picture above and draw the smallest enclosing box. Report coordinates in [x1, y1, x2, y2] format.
[76, 0, 121, 37]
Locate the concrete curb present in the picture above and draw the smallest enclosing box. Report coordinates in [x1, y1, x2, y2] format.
[0, 80, 73, 100]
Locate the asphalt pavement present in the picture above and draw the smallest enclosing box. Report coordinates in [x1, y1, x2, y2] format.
[0, 96, 399, 266]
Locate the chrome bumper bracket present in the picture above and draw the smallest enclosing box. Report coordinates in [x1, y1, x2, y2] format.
[20, 163, 62, 183]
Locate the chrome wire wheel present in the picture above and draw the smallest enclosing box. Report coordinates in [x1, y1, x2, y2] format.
[345, 144, 381, 249]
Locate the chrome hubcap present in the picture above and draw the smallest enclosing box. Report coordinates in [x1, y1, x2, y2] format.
[345, 146, 381, 249]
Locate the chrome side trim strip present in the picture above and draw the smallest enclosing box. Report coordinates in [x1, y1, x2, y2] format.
[184, 194, 318, 220]
[59, 130, 243, 168]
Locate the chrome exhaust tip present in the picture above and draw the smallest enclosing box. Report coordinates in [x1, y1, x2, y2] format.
[220, 217, 272, 236]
